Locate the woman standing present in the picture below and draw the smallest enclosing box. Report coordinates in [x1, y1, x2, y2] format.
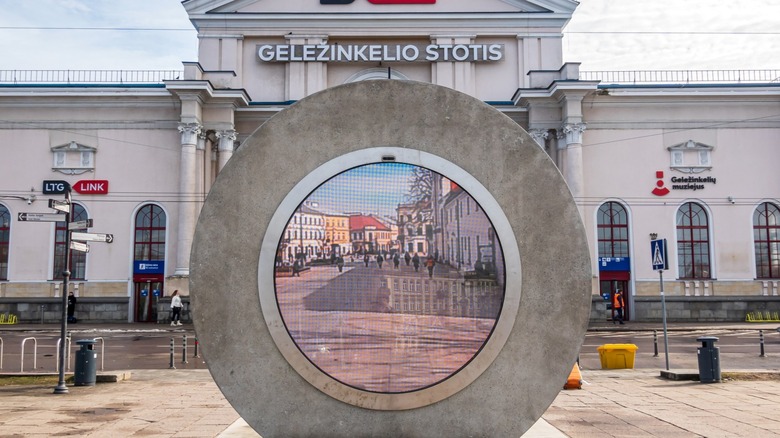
[170, 290, 183, 326]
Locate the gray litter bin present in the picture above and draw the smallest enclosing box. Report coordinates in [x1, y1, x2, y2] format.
[696, 336, 721, 383]
[75, 339, 98, 386]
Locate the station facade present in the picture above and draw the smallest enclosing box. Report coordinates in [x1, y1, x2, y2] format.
[0, 0, 778, 322]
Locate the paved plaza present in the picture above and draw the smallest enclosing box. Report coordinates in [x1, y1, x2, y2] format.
[1, 322, 779, 437]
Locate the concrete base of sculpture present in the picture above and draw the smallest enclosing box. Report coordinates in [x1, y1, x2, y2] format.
[190, 80, 591, 437]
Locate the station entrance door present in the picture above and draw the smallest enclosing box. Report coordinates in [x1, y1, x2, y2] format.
[133, 276, 164, 322]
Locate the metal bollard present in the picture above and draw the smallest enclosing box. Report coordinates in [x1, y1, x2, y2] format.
[40, 305, 46, 324]
[653, 330, 659, 357]
[760, 330, 766, 357]
[182, 335, 188, 364]
[193, 337, 199, 358]
[169, 337, 176, 369]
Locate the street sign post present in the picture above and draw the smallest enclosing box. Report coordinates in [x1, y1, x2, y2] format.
[71, 232, 113, 244]
[70, 241, 90, 253]
[651, 239, 669, 271]
[17, 212, 66, 222]
[48, 199, 71, 213]
[69, 219, 94, 230]
[650, 237, 670, 370]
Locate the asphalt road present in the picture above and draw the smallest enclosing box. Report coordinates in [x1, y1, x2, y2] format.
[1, 326, 778, 374]
[580, 328, 780, 371]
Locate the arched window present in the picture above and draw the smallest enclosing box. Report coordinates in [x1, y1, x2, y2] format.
[134, 205, 166, 261]
[53, 204, 87, 280]
[0, 204, 9, 280]
[597, 202, 629, 258]
[677, 202, 711, 279]
[754, 202, 780, 279]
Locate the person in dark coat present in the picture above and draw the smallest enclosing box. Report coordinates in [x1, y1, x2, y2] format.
[412, 253, 420, 272]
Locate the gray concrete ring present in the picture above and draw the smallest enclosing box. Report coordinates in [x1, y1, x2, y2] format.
[191, 80, 591, 437]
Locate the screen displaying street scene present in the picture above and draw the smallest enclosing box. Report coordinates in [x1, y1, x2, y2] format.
[274, 162, 505, 394]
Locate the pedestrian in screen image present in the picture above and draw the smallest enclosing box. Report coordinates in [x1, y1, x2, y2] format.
[292, 259, 302, 277]
[67, 292, 77, 323]
[364, 253, 370, 267]
[170, 290, 183, 326]
[337, 255, 344, 273]
[377, 253, 384, 269]
[393, 252, 400, 269]
[612, 289, 625, 325]
[426, 255, 436, 278]
[404, 251, 411, 266]
[412, 253, 420, 272]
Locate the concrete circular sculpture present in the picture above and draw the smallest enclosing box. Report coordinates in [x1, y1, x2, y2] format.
[191, 80, 591, 437]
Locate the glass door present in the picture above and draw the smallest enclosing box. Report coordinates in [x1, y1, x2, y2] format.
[134, 281, 163, 322]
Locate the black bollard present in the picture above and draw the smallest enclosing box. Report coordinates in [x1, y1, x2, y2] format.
[169, 337, 176, 369]
[182, 335, 188, 364]
[194, 337, 199, 358]
[760, 330, 766, 357]
[653, 330, 659, 357]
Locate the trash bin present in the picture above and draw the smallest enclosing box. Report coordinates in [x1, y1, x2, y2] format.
[597, 344, 638, 369]
[696, 336, 721, 383]
[74, 339, 98, 386]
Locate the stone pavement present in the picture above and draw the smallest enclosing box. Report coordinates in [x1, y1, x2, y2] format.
[0, 322, 778, 437]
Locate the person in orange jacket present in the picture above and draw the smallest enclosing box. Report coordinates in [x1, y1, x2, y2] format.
[612, 289, 625, 325]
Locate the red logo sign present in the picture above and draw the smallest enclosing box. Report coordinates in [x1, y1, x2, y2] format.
[651, 171, 670, 196]
[321, 0, 435, 4]
[73, 180, 109, 195]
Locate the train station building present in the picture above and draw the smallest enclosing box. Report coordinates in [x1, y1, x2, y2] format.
[0, 0, 778, 322]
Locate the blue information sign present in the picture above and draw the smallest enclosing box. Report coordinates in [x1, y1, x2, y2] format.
[133, 261, 165, 274]
[598, 257, 630, 272]
[651, 239, 668, 271]
[152, 290, 160, 297]
[141, 289, 149, 297]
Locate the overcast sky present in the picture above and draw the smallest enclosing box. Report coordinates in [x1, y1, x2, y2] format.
[0, 0, 778, 72]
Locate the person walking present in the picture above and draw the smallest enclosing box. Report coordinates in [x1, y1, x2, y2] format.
[337, 255, 344, 273]
[426, 256, 436, 278]
[412, 253, 420, 272]
[612, 289, 625, 325]
[377, 253, 384, 269]
[393, 252, 400, 269]
[404, 251, 411, 266]
[170, 290, 183, 326]
[364, 253, 370, 267]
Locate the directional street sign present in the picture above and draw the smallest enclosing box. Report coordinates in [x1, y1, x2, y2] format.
[70, 241, 90, 253]
[48, 199, 71, 213]
[69, 219, 94, 230]
[71, 232, 114, 244]
[17, 212, 66, 222]
[651, 239, 669, 271]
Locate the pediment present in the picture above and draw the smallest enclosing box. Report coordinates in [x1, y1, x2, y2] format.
[183, 0, 578, 15]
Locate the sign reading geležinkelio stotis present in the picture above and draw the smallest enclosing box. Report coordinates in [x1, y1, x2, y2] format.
[257, 43, 504, 63]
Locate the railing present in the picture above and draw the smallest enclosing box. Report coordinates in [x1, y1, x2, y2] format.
[20, 337, 38, 372]
[0, 69, 183, 84]
[580, 69, 780, 85]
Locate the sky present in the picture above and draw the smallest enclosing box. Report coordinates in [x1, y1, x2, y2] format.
[0, 0, 778, 72]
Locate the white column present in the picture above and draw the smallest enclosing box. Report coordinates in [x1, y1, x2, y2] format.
[561, 123, 586, 202]
[528, 129, 549, 149]
[195, 132, 207, 215]
[175, 122, 202, 277]
[216, 129, 237, 172]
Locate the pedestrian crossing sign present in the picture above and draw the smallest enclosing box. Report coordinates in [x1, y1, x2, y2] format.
[651, 239, 668, 271]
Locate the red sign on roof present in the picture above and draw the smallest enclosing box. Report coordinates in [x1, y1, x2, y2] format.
[73, 180, 109, 195]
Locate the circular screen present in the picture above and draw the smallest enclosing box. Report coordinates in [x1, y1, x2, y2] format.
[274, 162, 506, 394]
